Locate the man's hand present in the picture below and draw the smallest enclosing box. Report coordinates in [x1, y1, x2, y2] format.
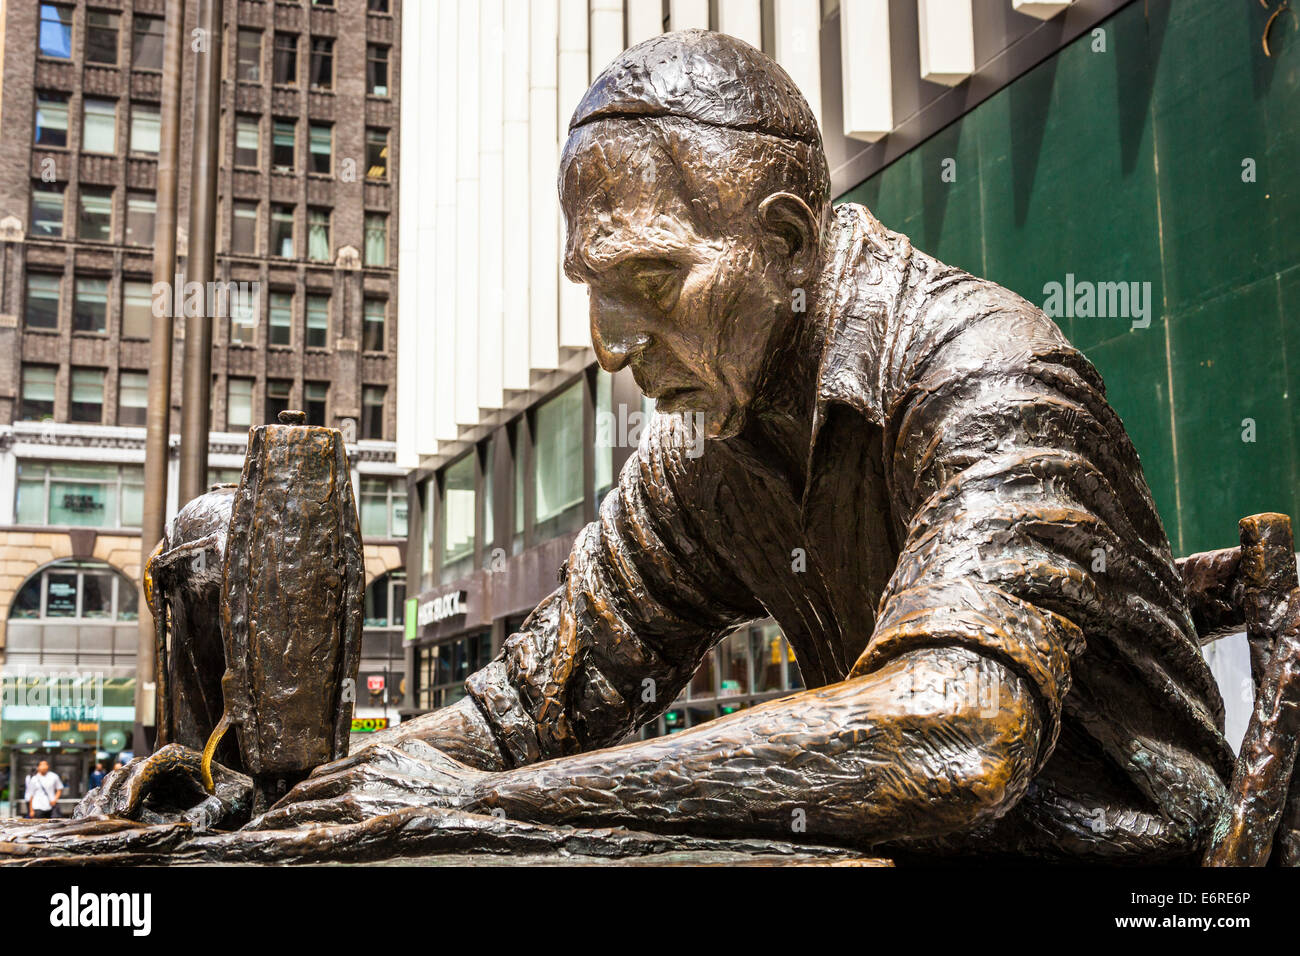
[246, 738, 488, 830]
[74, 743, 254, 831]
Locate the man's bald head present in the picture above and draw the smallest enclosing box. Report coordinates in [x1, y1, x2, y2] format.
[564, 30, 831, 226]
[560, 31, 833, 441]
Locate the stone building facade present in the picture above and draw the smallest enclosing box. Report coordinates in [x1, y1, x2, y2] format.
[0, 0, 409, 755]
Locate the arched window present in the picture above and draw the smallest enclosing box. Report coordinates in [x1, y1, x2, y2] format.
[8, 559, 138, 622]
[363, 569, 405, 629]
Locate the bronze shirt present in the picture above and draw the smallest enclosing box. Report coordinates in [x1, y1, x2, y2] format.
[467, 203, 1235, 862]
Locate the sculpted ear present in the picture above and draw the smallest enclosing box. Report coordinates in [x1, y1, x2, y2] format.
[758, 192, 820, 271]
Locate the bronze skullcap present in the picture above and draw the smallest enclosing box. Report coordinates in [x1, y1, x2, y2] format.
[569, 29, 822, 147]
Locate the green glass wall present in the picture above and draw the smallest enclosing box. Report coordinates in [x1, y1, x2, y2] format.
[838, 0, 1299, 556]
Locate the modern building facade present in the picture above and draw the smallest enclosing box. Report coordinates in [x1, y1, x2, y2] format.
[397, 0, 1294, 747]
[0, 0, 408, 763]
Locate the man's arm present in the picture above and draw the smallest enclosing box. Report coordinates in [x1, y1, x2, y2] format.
[377, 412, 766, 770]
[466, 646, 1039, 844]
[457, 296, 1144, 845]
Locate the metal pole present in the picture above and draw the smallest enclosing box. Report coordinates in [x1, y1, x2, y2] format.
[133, 0, 187, 756]
[178, 0, 223, 504]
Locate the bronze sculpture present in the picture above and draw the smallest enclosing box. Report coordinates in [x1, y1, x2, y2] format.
[3, 30, 1297, 866]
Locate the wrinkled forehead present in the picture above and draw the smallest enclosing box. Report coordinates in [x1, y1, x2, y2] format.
[561, 122, 702, 267]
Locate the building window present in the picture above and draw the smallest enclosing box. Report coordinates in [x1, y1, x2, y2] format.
[364, 571, 406, 629]
[78, 187, 113, 241]
[304, 382, 328, 427]
[417, 632, 491, 711]
[310, 37, 334, 90]
[361, 385, 386, 440]
[118, 371, 148, 426]
[38, 4, 74, 59]
[312, 0, 336, 7]
[15, 462, 144, 529]
[132, 15, 165, 70]
[273, 32, 298, 85]
[129, 103, 160, 153]
[365, 128, 388, 179]
[265, 379, 291, 424]
[309, 123, 332, 174]
[360, 478, 408, 539]
[271, 204, 294, 257]
[306, 294, 329, 348]
[227, 378, 253, 429]
[85, 10, 120, 65]
[534, 381, 585, 540]
[122, 280, 152, 338]
[369, 0, 390, 13]
[232, 200, 258, 254]
[364, 213, 387, 266]
[237, 28, 261, 82]
[595, 371, 614, 508]
[230, 293, 256, 345]
[69, 368, 105, 423]
[73, 277, 108, 334]
[362, 298, 386, 352]
[367, 44, 390, 96]
[25, 274, 61, 329]
[125, 192, 155, 245]
[82, 98, 117, 153]
[30, 184, 65, 238]
[511, 421, 525, 554]
[307, 207, 330, 262]
[9, 559, 139, 622]
[441, 454, 475, 583]
[272, 119, 295, 171]
[235, 115, 259, 166]
[268, 291, 292, 346]
[35, 92, 70, 147]
[20, 366, 57, 421]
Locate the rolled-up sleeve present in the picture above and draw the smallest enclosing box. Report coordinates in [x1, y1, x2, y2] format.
[467, 413, 763, 768]
[850, 284, 1200, 772]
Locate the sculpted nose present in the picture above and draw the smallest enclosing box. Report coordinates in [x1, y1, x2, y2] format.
[590, 291, 651, 373]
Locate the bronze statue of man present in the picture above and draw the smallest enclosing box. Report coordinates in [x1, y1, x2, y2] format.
[84, 31, 1234, 863]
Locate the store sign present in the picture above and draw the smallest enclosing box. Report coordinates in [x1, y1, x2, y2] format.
[351, 717, 389, 733]
[404, 598, 418, 642]
[366, 675, 385, 693]
[417, 590, 467, 627]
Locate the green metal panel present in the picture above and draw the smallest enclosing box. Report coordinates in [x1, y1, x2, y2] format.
[837, 0, 1300, 555]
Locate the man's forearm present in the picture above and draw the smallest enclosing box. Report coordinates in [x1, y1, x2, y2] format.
[363, 697, 507, 771]
[469, 646, 1043, 847]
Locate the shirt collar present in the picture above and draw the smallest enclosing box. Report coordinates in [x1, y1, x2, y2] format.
[799, 203, 914, 520]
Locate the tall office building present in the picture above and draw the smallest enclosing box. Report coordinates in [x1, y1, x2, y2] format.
[0, 0, 408, 764]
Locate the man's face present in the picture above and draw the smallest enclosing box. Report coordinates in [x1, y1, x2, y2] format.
[561, 125, 805, 439]
[37, 761, 49, 774]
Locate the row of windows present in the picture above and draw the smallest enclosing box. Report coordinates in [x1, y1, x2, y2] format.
[233, 117, 389, 180]
[222, 377, 388, 438]
[21, 271, 390, 351]
[37, 4, 391, 92]
[29, 183, 154, 245]
[233, 28, 390, 96]
[12, 461, 403, 534]
[29, 182, 389, 266]
[423, 372, 626, 588]
[34, 92, 391, 183]
[16, 363, 388, 440]
[35, 93, 159, 153]
[38, 4, 163, 69]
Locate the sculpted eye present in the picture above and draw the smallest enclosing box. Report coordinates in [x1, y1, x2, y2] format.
[626, 259, 682, 312]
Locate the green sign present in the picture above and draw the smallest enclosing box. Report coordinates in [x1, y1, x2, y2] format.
[404, 597, 418, 643]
